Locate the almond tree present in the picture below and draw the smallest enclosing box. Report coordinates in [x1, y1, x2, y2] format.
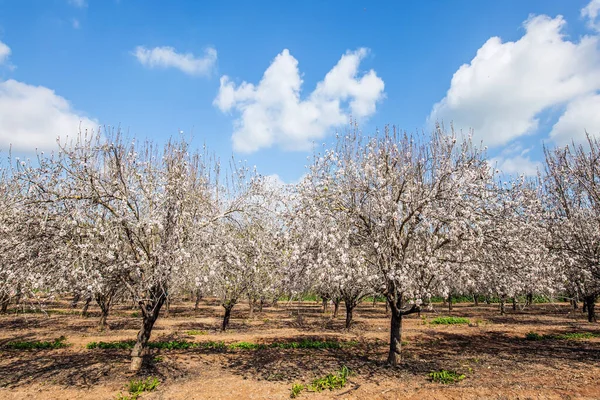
[472, 178, 560, 314]
[306, 124, 491, 366]
[289, 175, 374, 328]
[543, 135, 600, 323]
[201, 175, 285, 330]
[26, 131, 250, 371]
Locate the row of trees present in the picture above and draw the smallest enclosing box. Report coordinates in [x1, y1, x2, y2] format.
[0, 125, 598, 371]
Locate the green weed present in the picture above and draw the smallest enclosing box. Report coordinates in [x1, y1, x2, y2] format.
[430, 317, 470, 325]
[308, 365, 351, 392]
[525, 331, 600, 341]
[4, 336, 68, 350]
[116, 377, 159, 400]
[428, 370, 465, 384]
[290, 383, 305, 398]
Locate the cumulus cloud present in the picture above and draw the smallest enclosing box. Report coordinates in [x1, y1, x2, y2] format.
[214, 48, 385, 153]
[429, 13, 600, 148]
[0, 40, 11, 65]
[550, 93, 600, 142]
[133, 46, 217, 77]
[582, 0, 600, 31]
[0, 80, 97, 153]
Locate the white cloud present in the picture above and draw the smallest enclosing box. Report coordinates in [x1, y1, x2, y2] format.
[550, 93, 600, 143]
[429, 14, 600, 148]
[0, 79, 97, 153]
[68, 0, 87, 8]
[133, 46, 217, 77]
[0, 40, 11, 65]
[214, 48, 385, 153]
[582, 0, 600, 31]
[491, 155, 541, 177]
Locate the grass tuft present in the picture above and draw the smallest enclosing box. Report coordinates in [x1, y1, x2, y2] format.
[116, 377, 159, 400]
[4, 336, 68, 350]
[430, 316, 470, 325]
[428, 370, 465, 384]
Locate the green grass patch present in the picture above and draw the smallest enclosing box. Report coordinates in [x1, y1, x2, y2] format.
[308, 365, 352, 392]
[430, 316, 470, 325]
[87, 340, 227, 351]
[3, 336, 68, 350]
[290, 383, 304, 398]
[116, 377, 159, 400]
[428, 370, 465, 384]
[525, 331, 600, 341]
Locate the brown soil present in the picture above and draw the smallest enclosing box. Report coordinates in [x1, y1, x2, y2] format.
[0, 299, 599, 399]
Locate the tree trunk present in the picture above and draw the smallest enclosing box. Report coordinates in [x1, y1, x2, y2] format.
[70, 293, 81, 308]
[583, 299, 588, 314]
[81, 295, 92, 317]
[387, 305, 403, 366]
[447, 293, 453, 312]
[130, 290, 166, 372]
[322, 297, 328, 314]
[473, 294, 479, 307]
[512, 297, 517, 311]
[500, 294, 506, 315]
[333, 299, 340, 318]
[165, 295, 170, 318]
[194, 289, 202, 311]
[15, 284, 22, 305]
[345, 302, 354, 330]
[0, 295, 9, 314]
[222, 305, 234, 331]
[373, 296, 377, 308]
[95, 293, 113, 331]
[248, 295, 254, 319]
[526, 293, 533, 307]
[571, 299, 578, 310]
[584, 295, 597, 323]
[258, 298, 264, 313]
[485, 295, 491, 305]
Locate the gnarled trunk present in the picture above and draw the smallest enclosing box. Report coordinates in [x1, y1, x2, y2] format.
[387, 305, 403, 366]
[165, 294, 171, 318]
[0, 294, 9, 313]
[15, 284, 22, 305]
[499, 294, 506, 315]
[321, 297, 329, 314]
[194, 289, 202, 311]
[584, 295, 597, 323]
[70, 292, 81, 308]
[248, 295, 254, 319]
[447, 293, 453, 312]
[526, 293, 533, 307]
[473, 294, 479, 307]
[333, 299, 341, 318]
[81, 295, 92, 317]
[95, 292, 113, 331]
[512, 297, 517, 311]
[130, 289, 167, 372]
[222, 304, 234, 331]
[386, 291, 419, 367]
[345, 301, 354, 329]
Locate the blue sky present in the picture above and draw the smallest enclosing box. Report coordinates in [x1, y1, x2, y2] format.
[1, 0, 599, 182]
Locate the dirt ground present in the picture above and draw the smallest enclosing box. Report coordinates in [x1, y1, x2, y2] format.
[0, 299, 599, 400]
